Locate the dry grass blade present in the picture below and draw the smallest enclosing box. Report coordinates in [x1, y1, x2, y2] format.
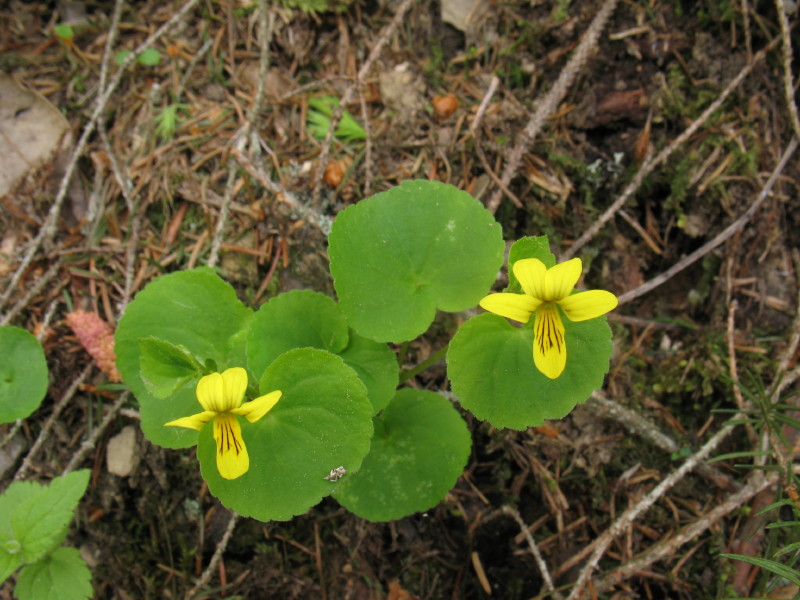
[486, 0, 619, 213]
[563, 38, 779, 260]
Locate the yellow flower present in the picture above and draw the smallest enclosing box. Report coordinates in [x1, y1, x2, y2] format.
[165, 367, 282, 480]
[479, 258, 618, 379]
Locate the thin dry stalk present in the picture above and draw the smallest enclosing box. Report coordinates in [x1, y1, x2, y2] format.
[310, 0, 415, 206]
[486, 0, 619, 213]
[208, 0, 273, 268]
[564, 417, 746, 599]
[471, 76, 522, 207]
[615, 136, 797, 306]
[775, 0, 800, 140]
[14, 365, 93, 481]
[593, 471, 775, 594]
[587, 392, 738, 492]
[62, 391, 130, 475]
[500, 506, 559, 598]
[0, 258, 62, 326]
[0, 0, 202, 314]
[186, 511, 239, 599]
[563, 39, 778, 261]
[232, 146, 334, 234]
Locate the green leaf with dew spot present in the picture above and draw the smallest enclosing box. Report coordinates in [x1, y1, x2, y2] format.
[247, 290, 398, 414]
[0, 326, 48, 424]
[115, 268, 253, 449]
[328, 180, 504, 343]
[335, 389, 471, 522]
[198, 348, 374, 522]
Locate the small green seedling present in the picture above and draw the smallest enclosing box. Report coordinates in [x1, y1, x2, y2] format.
[307, 96, 366, 142]
[114, 48, 162, 67]
[0, 470, 92, 600]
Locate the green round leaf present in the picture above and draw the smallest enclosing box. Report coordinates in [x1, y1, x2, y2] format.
[198, 348, 374, 522]
[328, 180, 504, 342]
[137, 48, 161, 66]
[0, 326, 48, 424]
[247, 290, 398, 414]
[115, 268, 253, 448]
[447, 313, 612, 430]
[53, 24, 74, 41]
[335, 389, 471, 522]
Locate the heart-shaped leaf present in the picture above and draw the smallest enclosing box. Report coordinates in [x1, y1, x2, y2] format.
[115, 268, 253, 448]
[335, 389, 471, 521]
[198, 348, 374, 522]
[247, 290, 397, 414]
[328, 180, 504, 342]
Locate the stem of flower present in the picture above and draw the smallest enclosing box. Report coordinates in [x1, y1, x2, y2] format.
[399, 345, 449, 384]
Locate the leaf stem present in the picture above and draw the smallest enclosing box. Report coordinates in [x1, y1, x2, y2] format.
[399, 345, 449, 384]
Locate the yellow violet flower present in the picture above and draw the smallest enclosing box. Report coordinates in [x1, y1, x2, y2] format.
[165, 367, 282, 480]
[479, 257, 618, 380]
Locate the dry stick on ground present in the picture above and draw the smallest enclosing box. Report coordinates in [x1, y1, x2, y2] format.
[562, 141, 799, 597]
[485, 0, 619, 214]
[591, 262, 800, 594]
[208, 3, 274, 268]
[470, 76, 522, 207]
[13, 365, 93, 481]
[232, 147, 334, 234]
[592, 471, 775, 594]
[185, 512, 240, 600]
[500, 506, 560, 598]
[310, 0, 415, 207]
[563, 38, 778, 261]
[775, 0, 800, 140]
[563, 407, 751, 599]
[61, 391, 130, 475]
[587, 392, 739, 492]
[0, 258, 62, 326]
[0, 0, 202, 314]
[615, 136, 798, 306]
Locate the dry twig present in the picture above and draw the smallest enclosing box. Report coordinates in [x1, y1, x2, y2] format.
[563, 39, 779, 260]
[0, 0, 202, 314]
[774, 0, 800, 140]
[486, 0, 619, 213]
[614, 137, 797, 306]
[186, 511, 240, 599]
[310, 0, 415, 206]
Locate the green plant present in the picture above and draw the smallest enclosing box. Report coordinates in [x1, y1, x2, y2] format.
[306, 96, 366, 142]
[0, 471, 92, 600]
[115, 180, 618, 522]
[114, 48, 162, 67]
[0, 326, 48, 424]
[712, 377, 800, 598]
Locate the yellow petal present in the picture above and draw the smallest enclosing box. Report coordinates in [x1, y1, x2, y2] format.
[196, 372, 224, 412]
[219, 367, 248, 411]
[213, 413, 249, 480]
[543, 257, 582, 302]
[512, 258, 547, 300]
[533, 305, 567, 379]
[558, 290, 618, 322]
[231, 390, 282, 423]
[479, 293, 541, 323]
[164, 410, 216, 431]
